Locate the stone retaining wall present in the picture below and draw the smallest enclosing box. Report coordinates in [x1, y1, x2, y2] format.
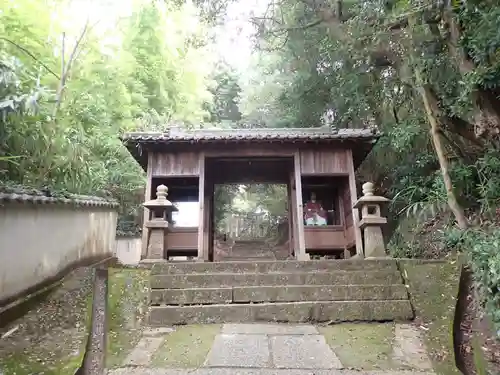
[0, 190, 118, 305]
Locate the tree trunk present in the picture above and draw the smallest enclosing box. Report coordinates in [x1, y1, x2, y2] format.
[414, 69, 469, 230]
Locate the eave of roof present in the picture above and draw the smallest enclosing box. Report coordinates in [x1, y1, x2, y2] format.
[120, 126, 382, 171]
[120, 126, 381, 144]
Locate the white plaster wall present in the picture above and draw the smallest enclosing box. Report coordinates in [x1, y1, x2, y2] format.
[115, 237, 142, 265]
[0, 204, 117, 303]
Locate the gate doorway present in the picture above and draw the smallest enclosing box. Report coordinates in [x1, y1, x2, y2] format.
[213, 183, 289, 261]
[205, 157, 293, 261]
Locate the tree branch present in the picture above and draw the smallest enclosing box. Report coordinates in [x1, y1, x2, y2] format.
[0, 37, 60, 79]
[52, 18, 90, 119]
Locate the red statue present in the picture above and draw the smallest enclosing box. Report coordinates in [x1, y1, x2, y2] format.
[304, 192, 327, 226]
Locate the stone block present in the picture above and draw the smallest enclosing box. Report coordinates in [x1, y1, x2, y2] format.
[221, 323, 318, 335]
[150, 270, 402, 289]
[148, 300, 414, 326]
[151, 259, 398, 275]
[232, 284, 408, 303]
[150, 287, 232, 305]
[270, 334, 342, 369]
[205, 334, 270, 367]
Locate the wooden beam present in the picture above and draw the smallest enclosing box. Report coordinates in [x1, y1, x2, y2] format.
[141, 152, 153, 259]
[197, 153, 205, 261]
[293, 152, 308, 260]
[347, 149, 363, 257]
[204, 148, 295, 157]
[211, 178, 289, 184]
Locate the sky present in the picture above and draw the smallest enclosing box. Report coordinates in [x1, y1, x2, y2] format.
[67, 0, 267, 72]
[215, 0, 269, 71]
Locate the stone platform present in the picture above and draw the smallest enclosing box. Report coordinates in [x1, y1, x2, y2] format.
[109, 323, 435, 375]
[146, 259, 414, 325]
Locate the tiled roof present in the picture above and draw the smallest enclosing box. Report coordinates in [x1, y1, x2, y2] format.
[0, 186, 118, 207]
[121, 126, 380, 144]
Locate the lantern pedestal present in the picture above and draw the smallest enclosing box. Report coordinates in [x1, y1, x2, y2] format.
[142, 184, 177, 261]
[353, 182, 390, 259]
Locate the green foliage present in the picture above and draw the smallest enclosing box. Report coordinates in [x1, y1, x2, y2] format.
[447, 226, 500, 332]
[239, 1, 500, 351]
[121, 0, 213, 123]
[0, 0, 218, 225]
[214, 184, 288, 236]
[204, 60, 242, 123]
[475, 150, 500, 213]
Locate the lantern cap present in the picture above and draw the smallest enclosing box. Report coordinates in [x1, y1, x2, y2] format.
[353, 182, 389, 209]
[143, 184, 178, 211]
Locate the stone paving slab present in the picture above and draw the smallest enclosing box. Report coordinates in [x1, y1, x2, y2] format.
[205, 334, 270, 367]
[270, 334, 342, 369]
[222, 323, 318, 335]
[108, 368, 435, 375]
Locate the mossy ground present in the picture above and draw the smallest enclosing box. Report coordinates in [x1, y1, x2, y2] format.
[319, 323, 397, 370]
[151, 325, 221, 368]
[106, 267, 150, 368]
[400, 259, 462, 375]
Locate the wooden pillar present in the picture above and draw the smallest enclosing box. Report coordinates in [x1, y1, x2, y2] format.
[347, 149, 364, 257]
[141, 153, 153, 259]
[287, 180, 294, 258]
[338, 192, 351, 259]
[202, 179, 213, 261]
[208, 182, 215, 261]
[197, 153, 205, 261]
[289, 171, 298, 255]
[293, 152, 309, 260]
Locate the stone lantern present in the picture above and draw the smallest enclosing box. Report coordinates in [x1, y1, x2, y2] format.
[353, 182, 390, 259]
[142, 184, 178, 260]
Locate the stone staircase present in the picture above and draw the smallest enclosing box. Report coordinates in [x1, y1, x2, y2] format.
[147, 259, 414, 326]
[224, 240, 277, 261]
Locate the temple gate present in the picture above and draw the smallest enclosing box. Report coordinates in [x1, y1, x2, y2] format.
[121, 125, 381, 262]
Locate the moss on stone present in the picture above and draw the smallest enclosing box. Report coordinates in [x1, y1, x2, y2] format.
[151, 325, 221, 368]
[399, 259, 462, 375]
[106, 268, 150, 368]
[318, 323, 396, 370]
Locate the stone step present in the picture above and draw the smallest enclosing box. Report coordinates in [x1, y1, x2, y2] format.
[222, 256, 276, 261]
[151, 259, 398, 275]
[225, 253, 275, 258]
[228, 249, 274, 254]
[150, 284, 409, 305]
[148, 300, 414, 325]
[150, 270, 402, 289]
